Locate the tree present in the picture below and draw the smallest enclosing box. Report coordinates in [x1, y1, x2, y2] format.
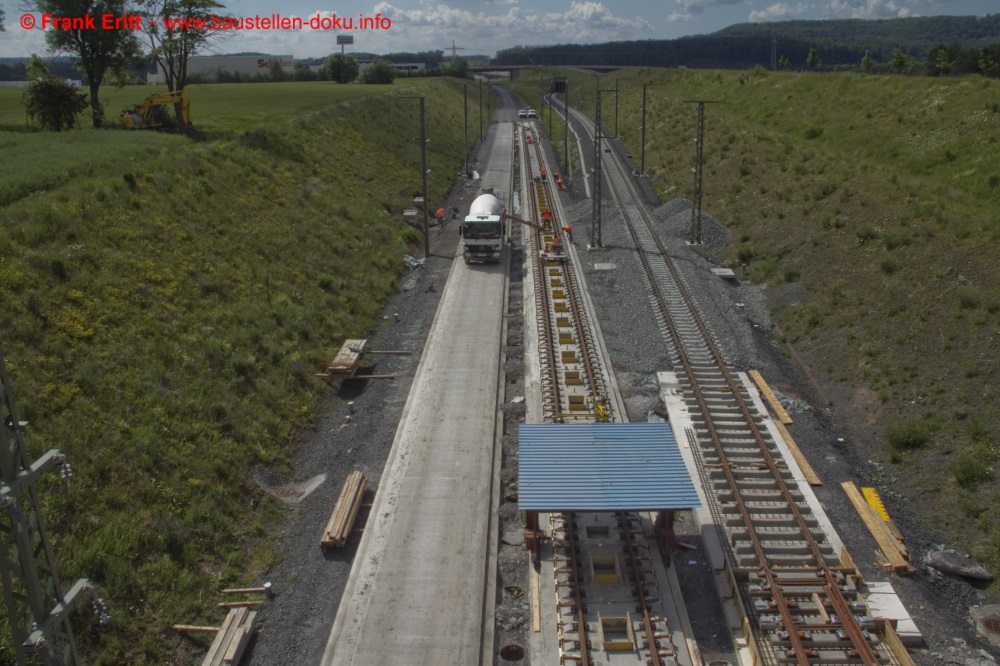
[440, 58, 468, 78]
[890, 48, 916, 74]
[322, 53, 358, 84]
[806, 47, 821, 69]
[23, 55, 88, 131]
[778, 55, 790, 71]
[361, 58, 395, 84]
[268, 57, 285, 82]
[0, 5, 6, 31]
[860, 49, 873, 74]
[932, 46, 954, 76]
[31, 0, 141, 128]
[139, 0, 228, 130]
[980, 48, 1000, 78]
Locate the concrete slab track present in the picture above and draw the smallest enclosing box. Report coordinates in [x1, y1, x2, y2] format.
[322, 126, 512, 666]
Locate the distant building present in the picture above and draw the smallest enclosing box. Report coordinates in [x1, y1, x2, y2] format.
[146, 55, 294, 83]
[357, 60, 426, 76]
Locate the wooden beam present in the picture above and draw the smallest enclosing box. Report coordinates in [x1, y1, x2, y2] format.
[749, 370, 793, 425]
[773, 419, 822, 486]
[322, 471, 367, 550]
[173, 625, 221, 633]
[202, 607, 246, 666]
[531, 561, 541, 633]
[841, 482, 909, 572]
[883, 619, 916, 666]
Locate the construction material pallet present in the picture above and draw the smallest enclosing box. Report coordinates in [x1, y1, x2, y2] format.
[321, 470, 367, 550]
[201, 606, 257, 666]
[317, 339, 400, 383]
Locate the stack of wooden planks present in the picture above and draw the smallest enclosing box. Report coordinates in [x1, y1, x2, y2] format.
[842, 481, 910, 573]
[201, 606, 257, 666]
[320, 339, 368, 381]
[321, 471, 367, 550]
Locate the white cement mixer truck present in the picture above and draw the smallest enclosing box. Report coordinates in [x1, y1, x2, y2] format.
[460, 193, 506, 264]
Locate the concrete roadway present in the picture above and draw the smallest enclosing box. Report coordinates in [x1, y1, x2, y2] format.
[322, 121, 514, 665]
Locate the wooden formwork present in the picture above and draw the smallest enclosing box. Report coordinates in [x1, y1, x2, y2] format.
[201, 606, 257, 666]
[321, 471, 367, 550]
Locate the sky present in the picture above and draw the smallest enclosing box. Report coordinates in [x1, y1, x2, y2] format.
[0, 0, 996, 60]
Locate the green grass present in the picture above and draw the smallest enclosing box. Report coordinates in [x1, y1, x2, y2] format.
[0, 76, 490, 664]
[0, 80, 445, 206]
[511, 67, 1000, 581]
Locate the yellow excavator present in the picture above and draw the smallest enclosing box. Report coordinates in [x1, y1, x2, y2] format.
[119, 89, 192, 130]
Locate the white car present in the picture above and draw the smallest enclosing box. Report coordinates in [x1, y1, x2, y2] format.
[518, 109, 528, 118]
[527, 108, 537, 118]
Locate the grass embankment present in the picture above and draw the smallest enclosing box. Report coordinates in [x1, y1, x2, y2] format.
[0, 77, 486, 663]
[512, 68, 1000, 579]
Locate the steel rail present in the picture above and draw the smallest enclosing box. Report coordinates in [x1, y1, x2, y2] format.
[618, 512, 666, 666]
[570, 108, 885, 665]
[523, 121, 674, 664]
[523, 129, 563, 421]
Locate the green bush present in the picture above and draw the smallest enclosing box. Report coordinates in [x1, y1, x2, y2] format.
[886, 421, 930, 451]
[952, 449, 994, 488]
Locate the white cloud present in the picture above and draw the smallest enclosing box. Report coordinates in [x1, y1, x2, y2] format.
[824, 0, 913, 18]
[324, 1, 655, 55]
[0, 23, 51, 58]
[668, 0, 743, 22]
[748, 2, 810, 21]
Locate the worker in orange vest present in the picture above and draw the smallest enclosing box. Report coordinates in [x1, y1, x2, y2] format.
[541, 210, 552, 226]
[562, 225, 573, 242]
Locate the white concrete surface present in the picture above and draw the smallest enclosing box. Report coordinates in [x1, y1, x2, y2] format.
[322, 126, 512, 666]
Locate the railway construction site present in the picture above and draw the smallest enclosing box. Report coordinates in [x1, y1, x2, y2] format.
[244, 87, 997, 666]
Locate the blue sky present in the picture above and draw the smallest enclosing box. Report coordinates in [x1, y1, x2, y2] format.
[1, 0, 995, 59]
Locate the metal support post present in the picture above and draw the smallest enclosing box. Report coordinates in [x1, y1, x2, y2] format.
[614, 78, 619, 138]
[640, 82, 667, 178]
[420, 97, 430, 257]
[463, 84, 469, 179]
[564, 80, 569, 174]
[591, 88, 603, 248]
[684, 100, 721, 244]
[1, 348, 90, 666]
[478, 79, 483, 142]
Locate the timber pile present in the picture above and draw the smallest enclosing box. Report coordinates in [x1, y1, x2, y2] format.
[321, 470, 367, 550]
[317, 339, 406, 384]
[200, 606, 257, 666]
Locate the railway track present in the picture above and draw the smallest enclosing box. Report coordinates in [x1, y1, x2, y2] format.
[518, 120, 682, 665]
[563, 106, 913, 666]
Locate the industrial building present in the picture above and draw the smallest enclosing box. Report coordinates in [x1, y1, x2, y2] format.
[146, 55, 294, 84]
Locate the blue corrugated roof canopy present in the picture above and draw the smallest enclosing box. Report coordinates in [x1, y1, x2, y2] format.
[518, 423, 701, 512]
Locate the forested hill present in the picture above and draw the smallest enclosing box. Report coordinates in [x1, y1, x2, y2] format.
[492, 14, 1000, 70]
